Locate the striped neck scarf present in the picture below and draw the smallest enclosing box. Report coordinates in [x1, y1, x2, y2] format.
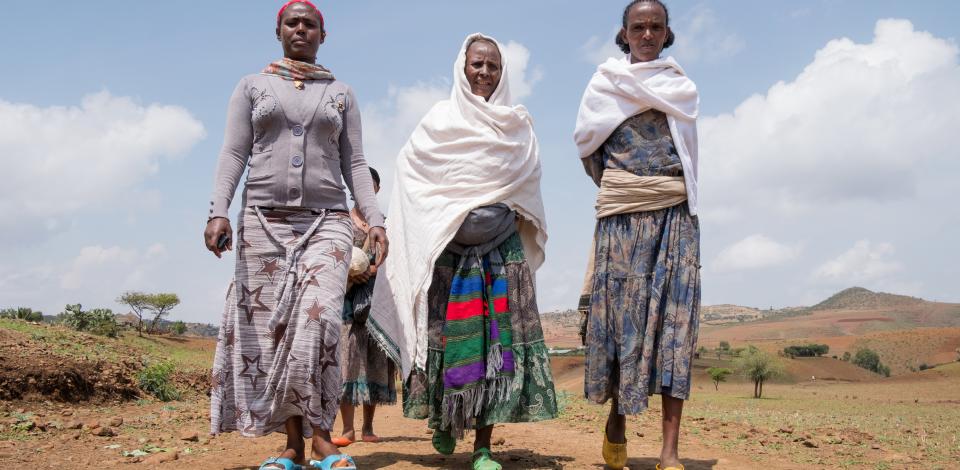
[440, 249, 514, 437]
[262, 58, 334, 89]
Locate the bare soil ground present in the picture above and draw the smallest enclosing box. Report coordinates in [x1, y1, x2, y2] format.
[3, 319, 960, 469]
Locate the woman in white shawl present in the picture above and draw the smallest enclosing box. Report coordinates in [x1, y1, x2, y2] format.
[574, 2, 700, 470]
[369, 33, 557, 470]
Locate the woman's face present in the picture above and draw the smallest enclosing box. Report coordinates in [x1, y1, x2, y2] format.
[620, 2, 670, 63]
[276, 3, 324, 62]
[464, 40, 502, 101]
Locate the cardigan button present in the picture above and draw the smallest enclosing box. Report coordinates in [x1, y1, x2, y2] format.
[291, 155, 303, 167]
[292, 125, 304, 136]
[289, 187, 300, 198]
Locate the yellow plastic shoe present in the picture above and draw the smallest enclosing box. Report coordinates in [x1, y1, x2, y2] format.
[602, 432, 627, 470]
[656, 464, 685, 470]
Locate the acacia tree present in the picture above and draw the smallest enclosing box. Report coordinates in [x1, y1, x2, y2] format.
[118, 292, 151, 337]
[147, 293, 180, 333]
[735, 346, 784, 398]
[707, 367, 733, 391]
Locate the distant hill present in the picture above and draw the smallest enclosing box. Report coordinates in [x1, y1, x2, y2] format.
[701, 304, 764, 324]
[811, 287, 924, 311]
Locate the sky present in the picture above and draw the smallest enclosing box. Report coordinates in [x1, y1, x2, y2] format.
[1, 1, 958, 323]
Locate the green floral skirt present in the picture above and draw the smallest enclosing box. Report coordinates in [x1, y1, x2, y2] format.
[402, 234, 558, 432]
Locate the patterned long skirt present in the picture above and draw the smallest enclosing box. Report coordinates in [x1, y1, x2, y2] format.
[403, 234, 558, 433]
[210, 207, 353, 437]
[340, 289, 397, 405]
[583, 204, 701, 415]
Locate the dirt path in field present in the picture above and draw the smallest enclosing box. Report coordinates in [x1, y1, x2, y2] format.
[1, 398, 799, 470]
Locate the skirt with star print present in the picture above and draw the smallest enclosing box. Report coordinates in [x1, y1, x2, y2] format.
[210, 206, 353, 437]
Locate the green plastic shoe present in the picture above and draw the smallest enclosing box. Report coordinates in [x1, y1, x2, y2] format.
[472, 447, 502, 470]
[432, 429, 455, 455]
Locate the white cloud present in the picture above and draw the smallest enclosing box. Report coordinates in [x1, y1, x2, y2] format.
[580, 28, 623, 65]
[60, 243, 168, 290]
[713, 234, 801, 272]
[671, 5, 745, 64]
[0, 91, 205, 240]
[501, 40, 543, 102]
[812, 240, 901, 284]
[700, 19, 960, 215]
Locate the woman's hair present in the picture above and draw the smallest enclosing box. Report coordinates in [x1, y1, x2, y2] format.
[277, 0, 326, 35]
[369, 167, 381, 186]
[615, 0, 675, 54]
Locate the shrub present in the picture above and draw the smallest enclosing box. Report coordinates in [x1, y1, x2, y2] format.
[137, 361, 181, 401]
[852, 347, 891, 377]
[60, 304, 120, 337]
[87, 309, 121, 338]
[718, 341, 731, 351]
[0, 307, 43, 322]
[918, 363, 932, 371]
[783, 343, 829, 358]
[171, 321, 188, 336]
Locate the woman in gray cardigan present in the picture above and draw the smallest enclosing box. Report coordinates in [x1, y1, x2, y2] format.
[204, 2, 386, 469]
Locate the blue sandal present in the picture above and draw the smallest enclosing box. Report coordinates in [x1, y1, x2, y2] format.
[309, 454, 357, 470]
[260, 457, 302, 470]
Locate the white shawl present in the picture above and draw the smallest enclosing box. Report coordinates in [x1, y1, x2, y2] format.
[369, 33, 547, 378]
[573, 56, 701, 215]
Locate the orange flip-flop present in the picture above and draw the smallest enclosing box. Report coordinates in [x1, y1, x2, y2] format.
[330, 436, 354, 447]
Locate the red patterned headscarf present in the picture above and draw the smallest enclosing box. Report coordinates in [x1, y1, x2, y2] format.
[277, 0, 324, 30]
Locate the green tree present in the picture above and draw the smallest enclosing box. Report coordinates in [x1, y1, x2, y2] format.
[719, 341, 731, 351]
[851, 347, 891, 377]
[147, 293, 181, 333]
[118, 292, 151, 337]
[707, 367, 733, 391]
[171, 321, 188, 336]
[735, 346, 784, 398]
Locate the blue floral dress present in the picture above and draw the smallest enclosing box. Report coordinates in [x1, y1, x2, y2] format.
[582, 110, 701, 415]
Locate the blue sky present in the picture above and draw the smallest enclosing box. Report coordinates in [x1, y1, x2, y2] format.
[1, 1, 958, 323]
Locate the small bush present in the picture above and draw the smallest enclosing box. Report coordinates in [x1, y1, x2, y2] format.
[853, 347, 891, 376]
[783, 343, 829, 358]
[138, 361, 181, 401]
[60, 304, 121, 337]
[0, 307, 43, 322]
[918, 363, 932, 371]
[171, 321, 188, 336]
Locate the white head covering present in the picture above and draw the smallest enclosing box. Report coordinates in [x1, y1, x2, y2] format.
[369, 33, 547, 377]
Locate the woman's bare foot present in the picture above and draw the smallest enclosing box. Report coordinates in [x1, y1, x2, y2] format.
[360, 424, 379, 442]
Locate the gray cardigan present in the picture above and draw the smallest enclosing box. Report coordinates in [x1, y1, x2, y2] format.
[209, 73, 384, 227]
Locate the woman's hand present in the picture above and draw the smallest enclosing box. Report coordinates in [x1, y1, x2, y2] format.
[204, 217, 233, 258]
[368, 226, 389, 267]
[348, 265, 377, 285]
